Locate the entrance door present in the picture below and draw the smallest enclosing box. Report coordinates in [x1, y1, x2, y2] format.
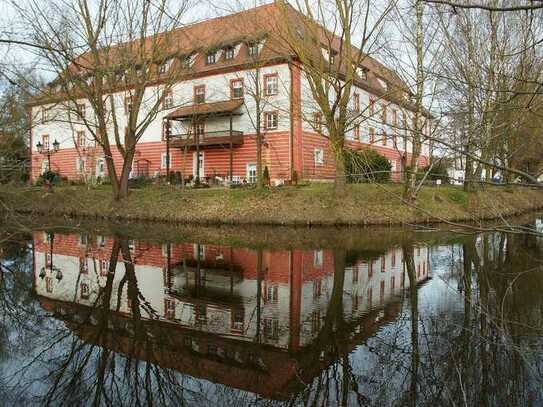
[193, 152, 204, 179]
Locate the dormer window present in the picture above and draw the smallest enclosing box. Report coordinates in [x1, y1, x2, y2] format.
[248, 42, 259, 57]
[182, 54, 195, 69]
[356, 66, 368, 80]
[206, 53, 216, 65]
[377, 78, 388, 90]
[321, 47, 337, 65]
[225, 47, 235, 60]
[158, 59, 171, 75]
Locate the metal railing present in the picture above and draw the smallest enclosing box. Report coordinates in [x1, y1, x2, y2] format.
[169, 130, 243, 140]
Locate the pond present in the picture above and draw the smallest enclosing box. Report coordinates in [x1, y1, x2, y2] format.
[0, 216, 542, 406]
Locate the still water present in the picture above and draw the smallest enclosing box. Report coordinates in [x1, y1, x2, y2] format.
[0, 218, 542, 406]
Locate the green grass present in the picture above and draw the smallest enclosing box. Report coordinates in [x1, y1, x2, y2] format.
[2, 182, 543, 226]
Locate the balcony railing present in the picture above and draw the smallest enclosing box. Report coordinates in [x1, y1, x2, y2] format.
[169, 130, 244, 148]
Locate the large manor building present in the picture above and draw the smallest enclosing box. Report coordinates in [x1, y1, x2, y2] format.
[28, 3, 432, 184]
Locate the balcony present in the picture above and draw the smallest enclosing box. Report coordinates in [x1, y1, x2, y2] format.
[170, 130, 244, 149]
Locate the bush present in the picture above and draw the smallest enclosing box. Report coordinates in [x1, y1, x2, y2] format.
[419, 161, 450, 183]
[128, 175, 152, 189]
[344, 148, 392, 183]
[36, 170, 61, 186]
[263, 166, 270, 186]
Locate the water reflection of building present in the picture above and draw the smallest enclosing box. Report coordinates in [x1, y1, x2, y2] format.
[33, 232, 430, 399]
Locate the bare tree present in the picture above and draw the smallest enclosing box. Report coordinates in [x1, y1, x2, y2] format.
[275, 0, 397, 192]
[16, 0, 191, 200]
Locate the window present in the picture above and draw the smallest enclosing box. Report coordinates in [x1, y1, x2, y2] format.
[45, 252, 52, 267]
[164, 298, 175, 320]
[314, 250, 323, 267]
[79, 257, 88, 274]
[163, 90, 173, 108]
[353, 93, 360, 112]
[264, 111, 278, 130]
[230, 79, 243, 99]
[381, 256, 386, 272]
[263, 318, 279, 340]
[76, 157, 86, 173]
[247, 163, 257, 184]
[314, 148, 324, 166]
[382, 130, 387, 146]
[382, 104, 387, 124]
[264, 74, 278, 96]
[369, 127, 375, 144]
[80, 283, 90, 300]
[356, 66, 368, 80]
[194, 85, 205, 103]
[124, 95, 133, 115]
[367, 287, 373, 307]
[77, 103, 86, 119]
[100, 259, 109, 277]
[231, 308, 244, 332]
[353, 267, 359, 283]
[265, 284, 278, 302]
[313, 279, 322, 298]
[392, 110, 398, 128]
[42, 134, 50, 150]
[205, 52, 216, 65]
[311, 310, 321, 334]
[76, 131, 86, 149]
[247, 42, 259, 57]
[40, 158, 48, 173]
[314, 112, 322, 131]
[194, 122, 205, 137]
[182, 55, 194, 69]
[369, 98, 375, 117]
[354, 125, 360, 141]
[161, 152, 172, 169]
[45, 277, 53, 293]
[225, 47, 235, 60]
[380, 280, 385, 304]
[158, 59, 171, 74]
[41, 107, 49, 124]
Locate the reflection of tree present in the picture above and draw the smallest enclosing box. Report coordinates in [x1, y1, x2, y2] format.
[33, 234, 205, 405]
[402, 243, 419, 407]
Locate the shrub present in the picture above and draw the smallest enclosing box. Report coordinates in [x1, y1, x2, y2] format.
[419, 161, 450, 183]
[263, 166, 270, 186]
[343, 148, 392, 183]
[36, 170, 61, 186]
[128, 175, 152, 189]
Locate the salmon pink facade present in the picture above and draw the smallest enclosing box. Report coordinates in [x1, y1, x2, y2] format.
[28, 4, 431, 185]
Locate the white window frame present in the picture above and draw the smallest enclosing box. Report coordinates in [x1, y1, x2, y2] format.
[264, 111, 278, 130]
[163, 90, 174, 108]
[76, 157, 86, 173]
[314, 250, 323, 267]
[95, 158, 105, 177]
[314, 148, 324, 166]
[161, 152, 172, 169]
[224, 47, 235, 60]
[264, 74, 278, 96]
[205, 52, 216, 65]
[247, 163, 257, 184]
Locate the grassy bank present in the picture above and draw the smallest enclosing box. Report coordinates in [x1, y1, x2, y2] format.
[1, 183, 543, 226]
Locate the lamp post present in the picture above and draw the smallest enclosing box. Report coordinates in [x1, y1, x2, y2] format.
[38, 232, 63, 282]
[36, 138, 60, 191]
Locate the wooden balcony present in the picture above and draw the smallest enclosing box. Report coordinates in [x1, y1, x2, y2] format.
[170, 130, 243, 149]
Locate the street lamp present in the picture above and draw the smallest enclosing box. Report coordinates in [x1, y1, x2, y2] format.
[36, 138, 60, 190]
